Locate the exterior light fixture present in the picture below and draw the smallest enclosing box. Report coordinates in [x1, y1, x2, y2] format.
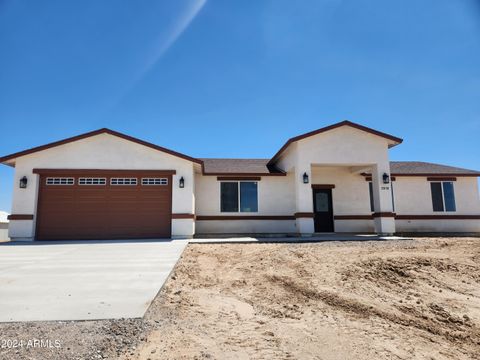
[179, 176, 185, 188]
[303, 172, 309, 184]
[19, 176, 28, 189]
[382, 173, 390, 184]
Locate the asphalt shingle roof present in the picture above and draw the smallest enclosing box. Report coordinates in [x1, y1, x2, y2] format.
[200, 159, 480, 176]
[389, 161, 480, 176]
[200, 158, 285, 175]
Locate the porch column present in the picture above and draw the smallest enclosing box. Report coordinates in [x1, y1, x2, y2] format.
[294, 167, 315, 235]
[371, 163, 396, 235]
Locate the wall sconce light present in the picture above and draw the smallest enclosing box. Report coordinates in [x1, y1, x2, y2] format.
[179, 176, 185, 188]
[303, 172, 309, 184]
[382, 173, 390, 184]
[19, 176, 28, 189]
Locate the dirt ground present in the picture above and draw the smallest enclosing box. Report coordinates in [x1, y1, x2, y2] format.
[1, 237, 479, 360]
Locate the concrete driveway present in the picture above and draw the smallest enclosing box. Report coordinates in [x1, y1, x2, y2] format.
[0, 239, 187, 322]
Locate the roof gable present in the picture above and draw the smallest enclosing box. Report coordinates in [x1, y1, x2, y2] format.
[268, 120, 403, 165]
[0, 128, 203, 166]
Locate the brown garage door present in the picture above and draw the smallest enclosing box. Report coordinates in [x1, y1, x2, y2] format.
[35, 170, 173, 240]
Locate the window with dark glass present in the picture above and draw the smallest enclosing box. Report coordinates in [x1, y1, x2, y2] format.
[221, 181, 258, 213]
[368, 182, 395, 212]
[240, 182, 258, 212]
[431, 181, 456, 212]
[442, 182, 456, 211]
[221, 182, 239, 212]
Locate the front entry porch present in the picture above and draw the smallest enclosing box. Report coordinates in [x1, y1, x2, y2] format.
[294, 163, 396, 235]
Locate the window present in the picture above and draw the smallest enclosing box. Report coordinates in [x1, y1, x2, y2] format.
[368, 182, 395, 212]
[110, 178, 137, 185]
[78, 178, 106, 185]
[220, 181, 258, 213]
[221, 182, 239, 212]
[431, 181, 456, 212]
[142, 178, 168, 185]
[46, 177, 74, 185]
[240, 182, 258, 212]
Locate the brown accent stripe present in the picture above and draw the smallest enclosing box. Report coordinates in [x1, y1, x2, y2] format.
[33, 169, 176, 175]
[217, 176, 261, 181]
[372, 212, 396, 218]
[8, 214, 34, 220]
[172, 213, 195, 219]
[0, 128, 202, 165]
[294, 212, 314, 218]
[196, 215, 295, 220]
[395, 215, 480, 220]
[426, 177, 457, 181]
[334, 215, 373, 220]
[311, 184, 335, 189]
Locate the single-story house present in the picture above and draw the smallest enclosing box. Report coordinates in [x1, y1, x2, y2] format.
[1, 121, 479, 241]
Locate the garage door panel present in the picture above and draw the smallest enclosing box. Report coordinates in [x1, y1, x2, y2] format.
[36, 173, 172, 240]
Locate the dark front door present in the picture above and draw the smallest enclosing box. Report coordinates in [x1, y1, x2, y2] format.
[313, 189, 334, 232]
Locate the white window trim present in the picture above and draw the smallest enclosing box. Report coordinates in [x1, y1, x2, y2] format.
[78, 178, 107, 186]
[219, 181, 259, 213]
[141, 178, 168, 185]
[110, 178, 138, 186]
[46, 177, 75, 185]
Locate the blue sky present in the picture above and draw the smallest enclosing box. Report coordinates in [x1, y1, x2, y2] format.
[1, 0, 479, 212]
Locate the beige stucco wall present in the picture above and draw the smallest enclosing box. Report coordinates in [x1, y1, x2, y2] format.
[395, 219, 480, 233]
[195, 220, 296, 234]
[311, 166, 375, 232]
[287, 126, 394, 234]
[9, 133, 196, 240]
[311, 167, 371, 215]
[195, 173, 296, 234]
[393, 177, 480, 214]
[195, 173, 295, 216]
[393, 177, 480, 232]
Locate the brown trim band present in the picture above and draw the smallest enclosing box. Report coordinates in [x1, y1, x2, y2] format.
[196, 215, 295, 221]
[334, 215, 373, 220]
[294, 212, 314, 218]
[172, 213, 195, 219]
[426, 177, 457, 182]
[311, 184, 335, 189]
[8, 214, 34, 220]
[217, 176, 261, 181]
[395, 215, 480, 220]
[372, 212, 396, 218]
[33, 169, 176, 175]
